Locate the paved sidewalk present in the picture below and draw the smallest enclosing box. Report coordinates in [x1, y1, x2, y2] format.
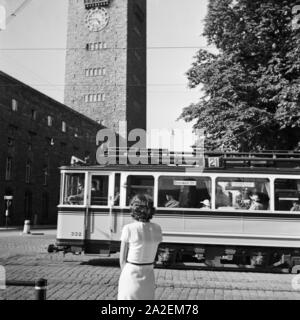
[0, 225, 56, 232]
[1, 233, 300, 300]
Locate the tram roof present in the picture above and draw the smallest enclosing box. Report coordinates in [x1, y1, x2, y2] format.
[60, 164, 300, 175]
[61, 149, 300, 174]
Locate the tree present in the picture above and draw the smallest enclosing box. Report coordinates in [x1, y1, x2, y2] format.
[179, 0, 300, 151]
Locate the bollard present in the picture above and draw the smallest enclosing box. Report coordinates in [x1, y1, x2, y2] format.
[35, 278, 47, 300]
[23, 220, 31, 234]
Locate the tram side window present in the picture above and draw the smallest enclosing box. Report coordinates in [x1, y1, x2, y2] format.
[275, 179, 300, 212]
[126, 175, 154, 206]
[157, 176, 211, 209]
[215, 177, 270, 210]
[63, 173, 85, 205]
[91, 175, 109, 206]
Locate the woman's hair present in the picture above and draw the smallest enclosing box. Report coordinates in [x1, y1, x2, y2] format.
[130, 194, 155, 222]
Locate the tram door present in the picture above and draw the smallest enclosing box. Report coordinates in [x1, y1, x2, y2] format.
[116, 174, 155, 237]
[86, 173, 114, 246]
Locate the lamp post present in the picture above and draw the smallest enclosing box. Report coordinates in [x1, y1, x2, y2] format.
[4, 195, 13, 228]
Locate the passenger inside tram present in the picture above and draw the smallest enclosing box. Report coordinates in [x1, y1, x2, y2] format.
[290, 200, 300, 211]
[215, 184, 231, 209]
[216, 178, 270, 210]
[199, 199, 211, 210]
[67, 182, 84, 205]
[249, 193, 264, 210]
[164, 194, 180, 208]
[234, 188, 251, 209]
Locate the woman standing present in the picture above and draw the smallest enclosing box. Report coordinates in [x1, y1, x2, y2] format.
[118, 194, 163, 300]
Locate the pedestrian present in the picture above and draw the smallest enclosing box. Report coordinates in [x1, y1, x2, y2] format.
[117, 194, 163, 300]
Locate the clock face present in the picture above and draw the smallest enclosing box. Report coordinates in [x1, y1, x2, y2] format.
[85, 8, 109, 32]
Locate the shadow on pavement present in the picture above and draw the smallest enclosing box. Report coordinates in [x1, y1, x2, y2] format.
[80, 258, 119, 267]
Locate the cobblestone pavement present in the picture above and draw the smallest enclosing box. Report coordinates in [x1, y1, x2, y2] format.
[0, 231, 300, 300]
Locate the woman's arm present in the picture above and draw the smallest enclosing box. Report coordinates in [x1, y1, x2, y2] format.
[119, 241, 129, 270]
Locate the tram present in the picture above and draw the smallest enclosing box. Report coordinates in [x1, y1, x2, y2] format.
[50, 148, 300, 273]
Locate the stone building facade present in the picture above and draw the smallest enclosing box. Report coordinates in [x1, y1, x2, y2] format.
[64, 0, 146, 136]
[0, 71, 102, 226]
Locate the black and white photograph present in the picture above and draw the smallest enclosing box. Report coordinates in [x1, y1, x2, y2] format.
[0, 0, 300, 309]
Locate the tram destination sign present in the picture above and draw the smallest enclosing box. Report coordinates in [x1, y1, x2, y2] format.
[174, 180, 197, 186]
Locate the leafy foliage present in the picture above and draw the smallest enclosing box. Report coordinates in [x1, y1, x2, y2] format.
[179, 0, 300, 151]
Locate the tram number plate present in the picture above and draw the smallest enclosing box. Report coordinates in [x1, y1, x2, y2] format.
[70, 232, 82, 237]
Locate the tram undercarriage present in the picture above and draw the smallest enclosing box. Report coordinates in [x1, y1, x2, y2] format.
[156, 244, 300, 273]
[48, 241, 300, 273]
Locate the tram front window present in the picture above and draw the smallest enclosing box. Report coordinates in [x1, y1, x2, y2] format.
[91, 175, 109, 206]
[63, 173, 85, 205]
[216, 178, 270, 210]
[275, 179, 300, 212]
[126, 175, 154, 206]
[157, 176, 211, 209]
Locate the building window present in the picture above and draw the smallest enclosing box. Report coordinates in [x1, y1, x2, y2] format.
[47, 116, 53, 127]
[43, 165, 48, 186]
[84, 93, 105, 102]
[8, 137, 14, 147]
[86, 42, 107, 51]
[31, 110, 37, 120]
[46, 137, 54, 146]
[5, 157, 12, 181]
[42, 193, 49, 219]
[25, 161, 32, 183]
[11, 99, 18, 111]
[85, 67, 106, 77]
[97, 93, 105, 101]
[62, 121, 67, 133]
[60, 142, 67, 151]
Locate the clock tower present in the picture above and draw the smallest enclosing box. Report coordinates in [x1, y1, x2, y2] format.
[64, 0, 146, 136]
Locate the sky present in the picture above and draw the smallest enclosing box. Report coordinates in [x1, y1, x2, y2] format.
[0, 0, 211, 150]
